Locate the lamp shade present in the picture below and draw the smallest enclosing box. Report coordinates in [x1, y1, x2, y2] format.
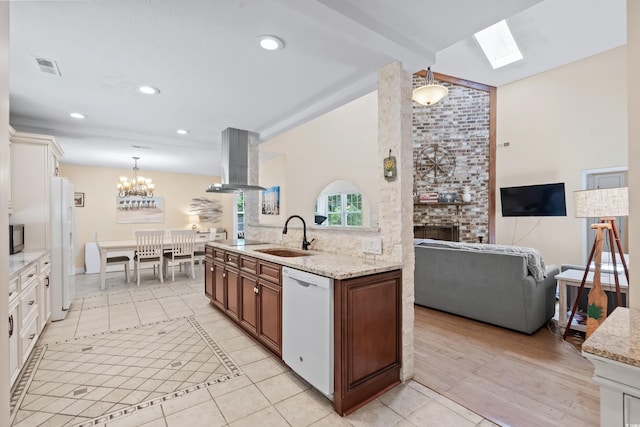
[189, 214, 200, 224]
[412, 67, 448, 106]
[412, 85, 448, 106]
[573, 187, 628, 218]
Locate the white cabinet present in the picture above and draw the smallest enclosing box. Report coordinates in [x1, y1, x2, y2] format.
[10, 131, 63, 250]
[7, 126, 13, 212]
[625, 394, 640, 424]
[584, 353, 640, 426]
[8, 251, 50, 388]
[39, 254, 52, 329]
[8, 300, 19, 385]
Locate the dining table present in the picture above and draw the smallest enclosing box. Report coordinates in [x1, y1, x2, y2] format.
[96, 233, 215, 289]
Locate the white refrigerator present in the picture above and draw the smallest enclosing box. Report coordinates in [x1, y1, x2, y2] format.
[50, 176, 76, 321]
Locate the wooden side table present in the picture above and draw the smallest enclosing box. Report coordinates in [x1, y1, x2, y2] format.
[555, 269, 629, 333]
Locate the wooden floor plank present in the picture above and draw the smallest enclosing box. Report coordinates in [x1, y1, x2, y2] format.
[413, 305, 599, 427]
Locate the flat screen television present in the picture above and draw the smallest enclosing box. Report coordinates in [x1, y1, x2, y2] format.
[500, 182, 567, 217]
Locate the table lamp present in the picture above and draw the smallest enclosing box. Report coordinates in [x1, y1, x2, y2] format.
[189, 214, 200, 232]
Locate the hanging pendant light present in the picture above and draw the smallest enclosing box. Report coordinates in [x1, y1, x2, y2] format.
[412, 67, 448, 106]
[117, 156, 155, 198]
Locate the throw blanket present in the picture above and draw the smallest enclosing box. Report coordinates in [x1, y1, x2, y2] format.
[415, 239, 547, 281]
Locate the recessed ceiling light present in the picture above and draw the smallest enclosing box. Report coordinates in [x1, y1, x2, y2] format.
[69, 112, 86, 119]
[138, 85, 160, 95]
[474, 20, 523, 69]
[258, 35, 285, 51]
[176, 129, 189, 135]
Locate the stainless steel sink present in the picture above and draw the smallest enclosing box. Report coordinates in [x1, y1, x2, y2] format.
[254, 248, 311, 257]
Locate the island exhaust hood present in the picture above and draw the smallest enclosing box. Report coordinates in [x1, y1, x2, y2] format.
[206, 127, 266, 193]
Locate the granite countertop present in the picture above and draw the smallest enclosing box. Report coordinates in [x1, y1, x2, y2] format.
[206, 242, 401, 280]
[582, 307, 640, 368]
[9, 249, 48, 275]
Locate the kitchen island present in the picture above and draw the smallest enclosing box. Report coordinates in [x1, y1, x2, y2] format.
[203, 241, 403, 416]
[582, 307, 640, 425]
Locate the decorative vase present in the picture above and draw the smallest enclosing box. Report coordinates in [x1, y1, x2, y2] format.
[462, 186, 472, 202]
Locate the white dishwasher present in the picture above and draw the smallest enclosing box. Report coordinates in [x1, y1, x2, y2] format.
[282, 266, 334, 398]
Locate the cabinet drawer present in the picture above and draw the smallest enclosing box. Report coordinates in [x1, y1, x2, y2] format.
[213, 248, 226, 263]
[20, 283, 39, 325]
[9, 275, 19, 299]
[225, 252, 239, 268]
[20, 264, 38, 285]
[39, 256, 51, 274]
[239, 255, 258, 275]
[205, 245, 214, 257]
[258, 260, 281, 284]
[21, 313, 39, 361]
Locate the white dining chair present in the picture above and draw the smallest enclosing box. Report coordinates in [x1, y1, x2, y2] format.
[133, 230, 165, 286]
[163, 229, 197, 281]
[94, 232, 130, 283]
[193, 228, 216, 266]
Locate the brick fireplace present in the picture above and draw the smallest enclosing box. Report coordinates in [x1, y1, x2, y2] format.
[412, 72, 495, 243]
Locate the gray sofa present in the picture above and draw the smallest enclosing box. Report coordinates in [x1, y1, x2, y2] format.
[414, 240, 559, 334]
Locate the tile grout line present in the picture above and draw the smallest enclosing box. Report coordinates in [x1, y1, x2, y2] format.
[69, 315, 242, 427]
[9, 344, 48, 426]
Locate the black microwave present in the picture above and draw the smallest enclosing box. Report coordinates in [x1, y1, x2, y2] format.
[9, 224, 24, 254]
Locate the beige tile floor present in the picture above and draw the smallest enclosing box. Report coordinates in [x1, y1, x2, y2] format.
[10, 266, 497, 427]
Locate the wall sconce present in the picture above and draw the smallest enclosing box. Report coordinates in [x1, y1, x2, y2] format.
[384, 149, 397, 181]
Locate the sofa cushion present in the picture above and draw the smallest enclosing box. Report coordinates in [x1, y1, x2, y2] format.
[415, 239, 547, 281]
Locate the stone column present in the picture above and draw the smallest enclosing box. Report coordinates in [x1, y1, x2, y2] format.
[378, 62, 414, 381]
[244, 132, 261, 238]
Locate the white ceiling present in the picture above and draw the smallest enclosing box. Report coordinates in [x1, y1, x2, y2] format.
[8, 0, 626, 177]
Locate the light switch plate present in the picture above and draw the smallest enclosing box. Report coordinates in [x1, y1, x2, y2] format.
[362, 238, 382, 255]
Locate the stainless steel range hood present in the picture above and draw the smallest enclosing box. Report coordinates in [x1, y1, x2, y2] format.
[206, 127, 266, 193]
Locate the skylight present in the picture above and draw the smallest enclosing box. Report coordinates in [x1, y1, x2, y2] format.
[474, 20, 523, 69]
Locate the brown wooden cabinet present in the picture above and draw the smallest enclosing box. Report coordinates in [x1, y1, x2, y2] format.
[334, 269, 402, 415]
[212, 261, 225, 310]
[257, 277, 282, 355]
[203, 245, 401, 416]
[239, 272, 258, 334]
[238, 259, 282, 356]
[204, 246, 215, 299]
[205, 246, 282, 357]
[225, 266, 240, 321]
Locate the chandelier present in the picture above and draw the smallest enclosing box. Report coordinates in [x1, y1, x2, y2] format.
[117, 157, 155, 198]
[412, 67, 448, 106]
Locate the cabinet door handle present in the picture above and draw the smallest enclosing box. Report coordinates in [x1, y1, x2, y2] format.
[29, 333, 36, 340]
[254, 287, 258, 294]
[223, 272, 226, 278]
[46, 277, 50, 288]
[8, 315, 13, 338]
[28, 300, 35, 306]
[210, 267, 214, 272]
[28, 273, 35, 278]
[44, 261, 50, 265]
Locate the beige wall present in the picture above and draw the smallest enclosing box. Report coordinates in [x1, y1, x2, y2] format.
[258, 91, 379, 228]
[59, 164, 235, 269]
[496, 46, 628, 267]
[629, 1, 639, 309]
[258, 155, 286, 226]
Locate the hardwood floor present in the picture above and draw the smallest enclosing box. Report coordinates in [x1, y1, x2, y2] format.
[413, 305, 599, 427]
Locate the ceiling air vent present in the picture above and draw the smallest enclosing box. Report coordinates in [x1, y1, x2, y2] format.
[34, 56, 62, 76]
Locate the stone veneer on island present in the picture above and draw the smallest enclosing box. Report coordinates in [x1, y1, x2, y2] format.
[582, 307, 640, 425]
